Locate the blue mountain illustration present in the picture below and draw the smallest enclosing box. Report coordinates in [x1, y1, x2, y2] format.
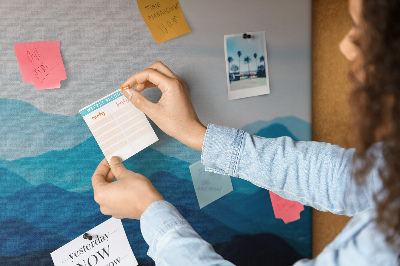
[0, 140, 258, 194]
[0, 184, 99, 233]
[0, 248, 56, 266]
[253, 122, 299, 140]
[243, 116, 311, 141]
[0, 113, 312, 261]
[214, 233, 303, 266]
[0, 98, 92, 161]
[0, 180, 239, 260]
[202, 188, 311, 257]
[0, 167, 33, 196]
[0, 218, 69, 257]
[0, 232, 303, 266]
[150, 121, 202, 164]
[0, 170, 310, 259]
[0, 138, 195, 190]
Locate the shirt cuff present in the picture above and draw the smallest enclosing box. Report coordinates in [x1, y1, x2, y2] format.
[201, 123, 245, 176]
[140, 200, 191, 259]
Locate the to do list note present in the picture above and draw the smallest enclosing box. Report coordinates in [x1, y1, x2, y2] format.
[80, 90, 158, 162]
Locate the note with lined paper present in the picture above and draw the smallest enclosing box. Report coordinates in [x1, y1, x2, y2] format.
[80, 90, 158, 162]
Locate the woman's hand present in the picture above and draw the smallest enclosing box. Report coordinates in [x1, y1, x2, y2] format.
[120, 61, 206, 152]
[91, 157, 164, 220]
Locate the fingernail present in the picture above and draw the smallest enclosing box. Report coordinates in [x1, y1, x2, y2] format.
[121, 85, 130, 91]
[124, 89, 133, 100]
[110, 156, 122, 165]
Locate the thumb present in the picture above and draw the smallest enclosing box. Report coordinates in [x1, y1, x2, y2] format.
[109, 156, 129, 178]
[122, 89, 155, 115]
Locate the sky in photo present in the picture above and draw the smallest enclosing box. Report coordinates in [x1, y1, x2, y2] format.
[226, 32, 267, 73]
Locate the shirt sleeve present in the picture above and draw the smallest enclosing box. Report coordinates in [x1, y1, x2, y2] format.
[140, 200, 235, 266]
[201, 124, 383, 216]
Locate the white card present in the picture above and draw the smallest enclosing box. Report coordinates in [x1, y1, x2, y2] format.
[51, 218, 138, 266]
[189, 161, 234, 208]
[80, 90, 158, 162]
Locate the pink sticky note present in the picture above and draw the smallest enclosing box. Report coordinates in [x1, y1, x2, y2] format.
[269, 191, 304, 224]
[14, 41, 67, 90]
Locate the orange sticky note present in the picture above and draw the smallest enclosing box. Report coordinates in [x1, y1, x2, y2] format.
[137, 0, 191, 44]
[14, 41, 66, 90]
[269, 191, 304, 224]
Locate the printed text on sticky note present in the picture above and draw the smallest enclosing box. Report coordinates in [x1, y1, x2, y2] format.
[51, 218, 138, 266]
[80, 90, 158, 162]
[269, 191, 304, 224]
[189, 161, 233, 209]
[14, 41, 67, 90]
[137, 0, 191, 44]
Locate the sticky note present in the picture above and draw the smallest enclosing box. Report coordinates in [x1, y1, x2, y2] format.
[80, 90, 158, 162]
[51, 218, 138, 266]
[14, 41, 67, 90]
[269, 191, 304, 224]
[137, 0, 191, 44]
[189, 161, 233, 209]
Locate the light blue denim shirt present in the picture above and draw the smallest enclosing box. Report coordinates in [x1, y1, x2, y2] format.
[140, 124, 399, 265]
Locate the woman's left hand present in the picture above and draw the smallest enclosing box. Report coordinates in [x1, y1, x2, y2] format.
[91, 157, 164, 220]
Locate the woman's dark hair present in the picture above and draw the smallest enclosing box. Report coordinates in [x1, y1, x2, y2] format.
[350, 0, 400, 251]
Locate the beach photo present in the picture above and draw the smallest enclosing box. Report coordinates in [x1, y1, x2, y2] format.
[224, 31, 270, 100]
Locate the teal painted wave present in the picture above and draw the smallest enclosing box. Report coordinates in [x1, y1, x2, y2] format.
[0, 99, 312, 260]
[0, 171, 311, 259]
[0, 98, 92, 161]
[242, 116, 311, 140]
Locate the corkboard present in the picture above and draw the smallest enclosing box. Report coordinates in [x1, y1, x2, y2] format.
[312, 0, 354, 257]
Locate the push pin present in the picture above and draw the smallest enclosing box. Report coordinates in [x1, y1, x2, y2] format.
[243, 33, 252, 39]
[83, 233, 96, 241]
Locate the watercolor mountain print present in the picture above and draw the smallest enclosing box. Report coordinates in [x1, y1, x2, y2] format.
[0, 98, 311, 265]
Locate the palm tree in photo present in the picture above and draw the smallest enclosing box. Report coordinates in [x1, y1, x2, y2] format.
[260, 55, 265, 71]
[227, 56, 234, 74]
[237, 51, 242, 78]
[244, 56, 251, 78]
[259, 55, 266, 78]
[231, 64, 239, 73]
[227, 56, 234, 83]
[253, 53, 258, 75]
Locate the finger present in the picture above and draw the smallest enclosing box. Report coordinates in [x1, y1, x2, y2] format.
[100, 206, 111, 216]
[121, 68, 173, 94]
[135, 61, 178, 91]
[92, 159, 111, 189]
[109, 156, 130, 178]
[105, 169, 116, 183]
[136, 81, 156, 92]
[122, 89, 158, 116]
[147, 61, 178, 79]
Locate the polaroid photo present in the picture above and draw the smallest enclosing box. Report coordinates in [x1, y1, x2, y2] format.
[224, 31, 270, 100]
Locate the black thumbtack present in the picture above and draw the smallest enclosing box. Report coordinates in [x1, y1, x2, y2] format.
[83, 233, 94, 240]
[243, 33, 252, 39]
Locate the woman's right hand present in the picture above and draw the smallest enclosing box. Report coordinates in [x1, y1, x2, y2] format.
[120, 61, 207, 152]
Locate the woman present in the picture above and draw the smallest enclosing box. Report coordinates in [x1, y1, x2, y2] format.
[91, 0, 400, 264]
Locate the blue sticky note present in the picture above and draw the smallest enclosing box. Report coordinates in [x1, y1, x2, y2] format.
[189, 161, 233, 208]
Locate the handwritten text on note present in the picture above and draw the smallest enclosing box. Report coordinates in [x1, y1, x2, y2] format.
[137, 0, 191, 44]
[189, 161, 233, 209]
[14, 41, 67, 90]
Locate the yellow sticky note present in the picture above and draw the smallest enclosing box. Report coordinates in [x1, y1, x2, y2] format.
[137, 0, 191, 44]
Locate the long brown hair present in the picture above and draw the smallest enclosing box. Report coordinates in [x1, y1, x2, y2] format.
[350, 0, 400, 251]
